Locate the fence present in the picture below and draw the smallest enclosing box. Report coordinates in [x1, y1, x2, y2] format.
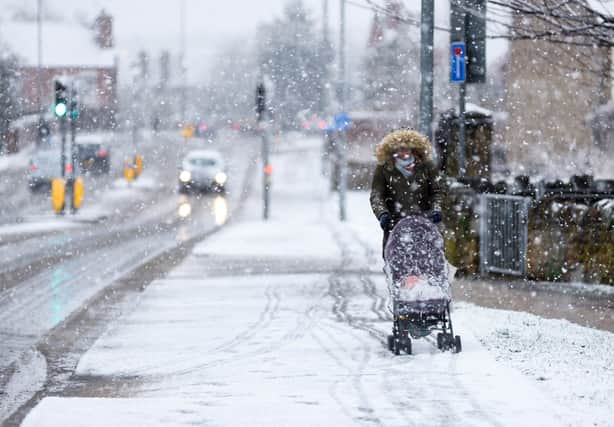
[479, 194, 530, 276]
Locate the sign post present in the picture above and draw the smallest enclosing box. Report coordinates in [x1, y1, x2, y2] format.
[450, 0, 486, 178]
[450, 41, 467, 178]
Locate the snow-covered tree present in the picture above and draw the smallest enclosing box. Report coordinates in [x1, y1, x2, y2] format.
[0, 53, 19, 152]
[256, 0, 330, 128]
[361, 2, 420, 113]
[206, 38, 258, 123]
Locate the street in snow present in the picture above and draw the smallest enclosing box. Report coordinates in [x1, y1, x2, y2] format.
[1, 1, 613, 426]
[15, 136, 614, 427]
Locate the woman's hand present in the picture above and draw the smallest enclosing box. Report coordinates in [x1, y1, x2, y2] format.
[379, 212, 392, 230]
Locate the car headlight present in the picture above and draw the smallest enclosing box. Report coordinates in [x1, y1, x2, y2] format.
[178, 202, 192, 218]
[214, 172, 227, 185]
[179, 170, 191, 182]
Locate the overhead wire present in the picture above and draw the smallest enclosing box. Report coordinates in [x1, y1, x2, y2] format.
[343, 0, 612, 46]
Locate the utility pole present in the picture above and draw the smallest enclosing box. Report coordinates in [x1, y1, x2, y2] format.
[37, 0, 43, 145]
[337, 0, 347, 222]
[419, 0, 434, 143]
[321, 0, 329, 113]
[179, 0, 187, 126]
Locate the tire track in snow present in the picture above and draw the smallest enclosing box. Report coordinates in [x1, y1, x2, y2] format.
[327, 275, 418, 426]
[134, 283, 282, 378]
[328, 222, 459, 426]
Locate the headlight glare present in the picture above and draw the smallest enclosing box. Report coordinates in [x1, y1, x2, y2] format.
[179, 170, 191, 182]
[215, 172, 227, 185]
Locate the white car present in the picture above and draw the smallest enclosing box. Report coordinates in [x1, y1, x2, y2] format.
[178, 150, 227, 194]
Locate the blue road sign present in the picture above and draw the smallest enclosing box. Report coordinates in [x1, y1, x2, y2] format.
[450, 42, 466, 83]
[334, 112, 352, 131]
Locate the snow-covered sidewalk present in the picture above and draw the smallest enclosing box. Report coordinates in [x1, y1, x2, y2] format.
[21, 135, 614, 426]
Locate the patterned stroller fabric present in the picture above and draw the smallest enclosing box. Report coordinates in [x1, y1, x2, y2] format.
[384, 215, 451, 305]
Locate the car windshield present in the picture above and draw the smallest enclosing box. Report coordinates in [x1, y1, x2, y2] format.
[189, 158, 217, 167]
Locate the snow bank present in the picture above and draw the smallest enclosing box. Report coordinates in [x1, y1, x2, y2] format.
[456, 302, 614, 425]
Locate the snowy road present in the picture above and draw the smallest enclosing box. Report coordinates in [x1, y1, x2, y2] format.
[0, 130, 259, 421]
[9, 134, 613, 426]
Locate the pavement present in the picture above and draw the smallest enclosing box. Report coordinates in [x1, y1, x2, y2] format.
[16, 134, 614, 426]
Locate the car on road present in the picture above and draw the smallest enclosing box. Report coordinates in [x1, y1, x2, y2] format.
[178, 150, 227, 194]
[27, 148, 62, 192]
[76, 135, 111, 174]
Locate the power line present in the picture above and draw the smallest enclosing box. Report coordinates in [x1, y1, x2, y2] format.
[344, 0, 613, 46]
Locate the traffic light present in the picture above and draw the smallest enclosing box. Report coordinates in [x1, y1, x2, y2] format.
[256, 83, 266, 122]
[465, 0, 486, 83]
[70, 100, 79, 119]
[54, 81, 68, 117]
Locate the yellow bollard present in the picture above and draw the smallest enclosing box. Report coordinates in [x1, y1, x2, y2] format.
[51, 177, 65, 214]
[124, 165, 135, 182]
[181, 125, 195, 139]
[73, 176, 85, 209]
[134, 154, 143, 177]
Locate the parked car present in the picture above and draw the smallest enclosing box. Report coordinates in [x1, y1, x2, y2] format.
[178, 150, 227, 194]
[76, 135, 110, 174]
[27, 148, 62, 192]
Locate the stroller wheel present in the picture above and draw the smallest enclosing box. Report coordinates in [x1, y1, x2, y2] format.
[453, 335, 462, 353]
[437, 333, 455, 351]
[436, 333, 444, 350]
[387, 335, 394, 352]
[402, 337, 412, 355]
[393, 339, 401, 355]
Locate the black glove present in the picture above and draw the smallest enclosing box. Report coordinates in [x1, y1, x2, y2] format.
[431, 210, 442, 224]
[379, 212, 392, 230]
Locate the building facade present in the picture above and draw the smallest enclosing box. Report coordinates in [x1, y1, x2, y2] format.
[502, 32, 611, 178]
[2, 10, 118, 130]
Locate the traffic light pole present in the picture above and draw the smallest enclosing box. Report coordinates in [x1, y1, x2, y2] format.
[262, 125, 271, 220]
[256, 82, 271, 221]
[458, 82, 466, 178]
[60, 116, 67, 179]
[70, 98, 77, 212]
[419, 0, 434, 143]
[456, 0, 467, 178]
[337, 0, 347, 222]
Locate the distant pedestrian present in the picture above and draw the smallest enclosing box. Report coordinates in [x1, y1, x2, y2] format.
[370, 129, 443, 258]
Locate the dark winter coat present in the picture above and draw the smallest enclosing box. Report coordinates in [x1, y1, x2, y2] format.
[369, 129, 443, 228]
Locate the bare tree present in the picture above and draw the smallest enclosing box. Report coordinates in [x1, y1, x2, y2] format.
[354, 0, 613, 48]
[486, 0, 614, 48]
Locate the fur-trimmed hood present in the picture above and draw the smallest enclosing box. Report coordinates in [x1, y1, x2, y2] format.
[375, 129, 432, 165]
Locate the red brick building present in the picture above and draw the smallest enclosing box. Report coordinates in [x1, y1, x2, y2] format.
[3, 11, 118, 129]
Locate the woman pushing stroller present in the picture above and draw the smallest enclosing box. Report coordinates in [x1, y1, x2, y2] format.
[370, 129, 461, 355]
[370, 128, 443, 254]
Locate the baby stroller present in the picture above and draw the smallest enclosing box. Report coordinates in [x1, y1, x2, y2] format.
[384, 215, 461, 355]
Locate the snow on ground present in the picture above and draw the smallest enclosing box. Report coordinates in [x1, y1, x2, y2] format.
[0, 218, 81, 237]
[0, 147, 33, 173]
[0, 171, 159, 238]
[193, 220, 341, 259]
[21, 134, 614, 426]
[456, 302, 614, 424]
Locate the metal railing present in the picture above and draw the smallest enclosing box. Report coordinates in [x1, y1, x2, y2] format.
[479, 194, 530, 276]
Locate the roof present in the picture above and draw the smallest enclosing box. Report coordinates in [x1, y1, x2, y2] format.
[0, 20, 116, 68]
[185, 150, 223, 160]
